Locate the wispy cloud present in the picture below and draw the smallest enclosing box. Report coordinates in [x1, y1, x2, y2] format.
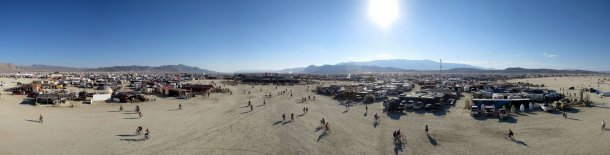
[543, 52, 558, 58]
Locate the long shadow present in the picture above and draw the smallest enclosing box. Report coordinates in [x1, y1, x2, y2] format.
[515, 140, 529, 147]
[25, 119, 40, 123]
[239, 111, 252, 114]
[297, 114, 305, 117]
[427, 134, 438, 146]
[240, 105, 249, 108]
[120, 138, 146, 142]
[567, 118, 582, 121]
[272, 120, 283, 126]
[116, 134, 136, 137]
[167, 109, 180, 111]
[256, 104, 265, 107]
[342, 110, 349, 113]
[123, 112, 138, 114]
[123, 117, 140, 119]
[394, 142, 404, 155]
[315, 126, 323, 132]
[107, 110, 122, 112]
[386, 112, 405, 120]
[282, 120, 292, 125]
[316, 131, 329, 142]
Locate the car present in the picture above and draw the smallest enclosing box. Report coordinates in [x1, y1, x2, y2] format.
[470, 106, 480, 117]
[498, 109, 508, 119]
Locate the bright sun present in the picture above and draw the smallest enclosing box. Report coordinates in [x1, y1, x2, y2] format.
[367, 0, 399, 29]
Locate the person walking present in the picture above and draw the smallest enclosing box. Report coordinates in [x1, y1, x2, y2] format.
[425, 123, 429, 135]
[282, 113, 286, 122]
[602, 120, 606, 130]
[179, 104, 182, 110]
[39, 114, 43, 124]
[119, 105, 123, 111]
[138, 111, 143, 118]
[250, 105, 253, 111]
[365, 105, 368, 113]
[562, 111, 568, 119]
[144, 128, 150, 139]
[291, 113, 294, 121]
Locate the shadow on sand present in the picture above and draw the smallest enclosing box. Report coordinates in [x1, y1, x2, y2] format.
[316, 131, 329, 142]
[116, 134, 137, 137]
[565, 108, 580, 113]
[567, 117, 582, 121]
[515, 140, 529, 147]
[387, 112, 406, 120]
[499, 115, 518, 124]
[394, 142, 404, 155]
[315, 125, 325, 132]
[282, 120, 292, 125]
[427, 134, 438, 146]
[123, 117, 140, 119]
[167, 109, 180, 111]
[120, 138, 146, 142]
[272, 120, 283, 126]
[239, 111, 253, 114]
[25, 119, 41, 123]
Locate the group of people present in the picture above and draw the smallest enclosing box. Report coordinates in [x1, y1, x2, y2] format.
[301, 95, 315, 102]
[281, 113, 296, 122]
[320, 118, 330, 131]
[393, 130, 404, 143]
[135, 126, 150, 140]
[302, 107, 309, 114]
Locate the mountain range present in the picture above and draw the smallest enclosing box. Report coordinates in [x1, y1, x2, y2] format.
[0, 59, 602, 74]
[0, 63, 216, 73]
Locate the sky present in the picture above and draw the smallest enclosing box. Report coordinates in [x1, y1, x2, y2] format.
[0, 0, 609, 72]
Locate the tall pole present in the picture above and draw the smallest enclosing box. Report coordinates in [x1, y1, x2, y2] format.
[440, 59, 443, 80]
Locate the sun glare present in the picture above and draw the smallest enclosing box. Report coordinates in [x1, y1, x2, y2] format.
[368, 0, 399, 29]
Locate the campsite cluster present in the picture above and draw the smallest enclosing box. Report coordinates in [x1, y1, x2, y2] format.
[1, 72, 609, 154]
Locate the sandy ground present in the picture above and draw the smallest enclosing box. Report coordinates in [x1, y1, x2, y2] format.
[1, 77, 609, 155]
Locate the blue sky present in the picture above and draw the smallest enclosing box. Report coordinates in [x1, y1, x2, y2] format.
[0, 0, 609, 72]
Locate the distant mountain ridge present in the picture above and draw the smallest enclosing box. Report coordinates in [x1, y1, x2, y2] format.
[299, 65, 409, 74]
[86, 64, 216, 73]
[0, 63, 216, 73]
[337, 59, 485, 70]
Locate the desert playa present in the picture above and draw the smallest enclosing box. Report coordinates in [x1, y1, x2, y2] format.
[1, 76, 609, 155]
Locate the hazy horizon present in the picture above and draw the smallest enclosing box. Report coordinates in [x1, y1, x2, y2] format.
[1, 0, 609, 72]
